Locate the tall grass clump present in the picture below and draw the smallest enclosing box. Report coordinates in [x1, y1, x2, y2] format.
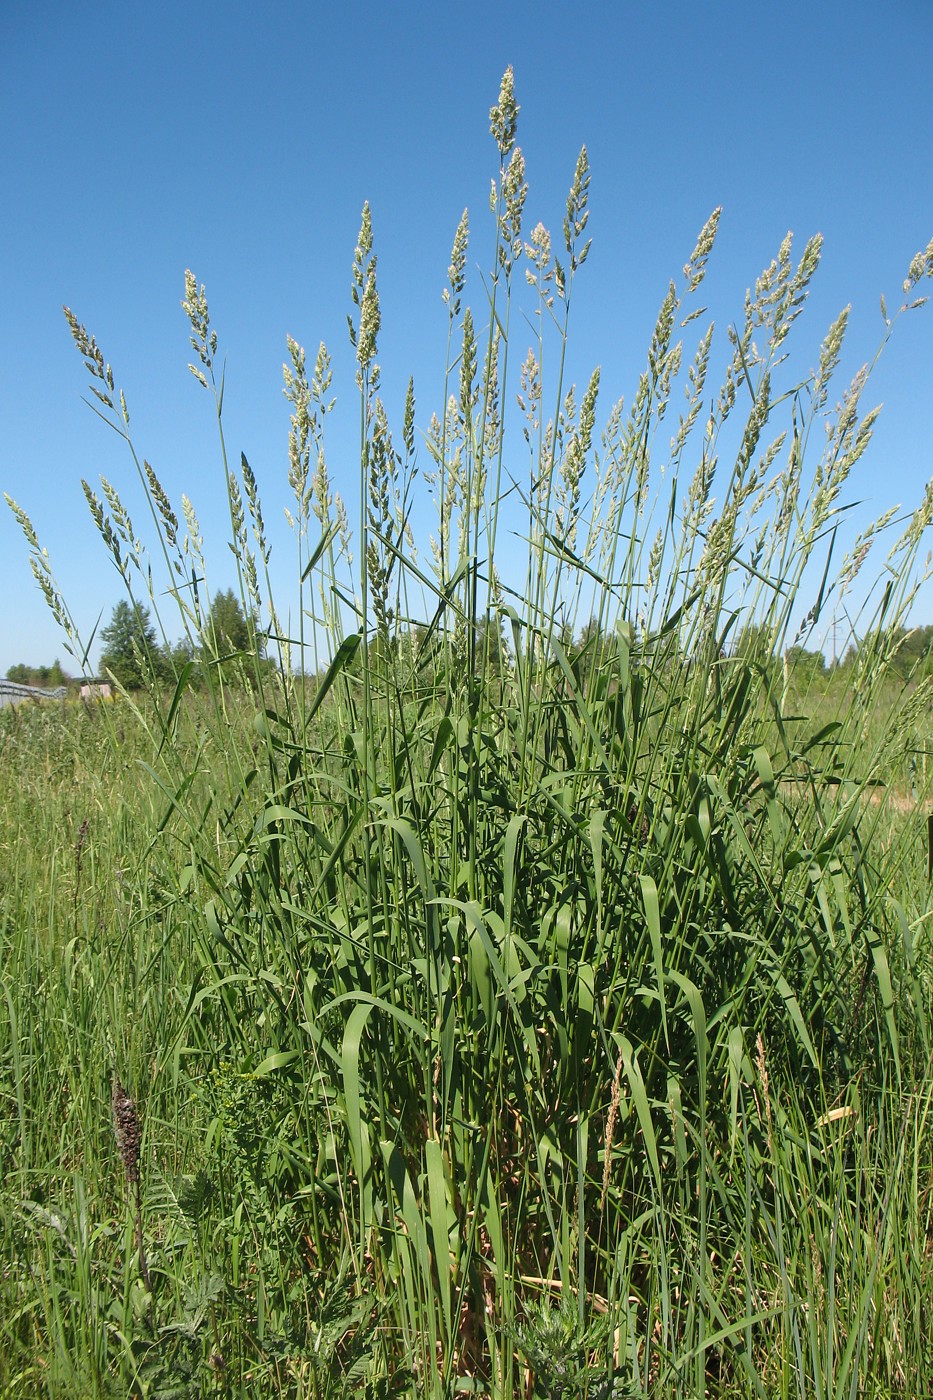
[4, 67, 933, 1397]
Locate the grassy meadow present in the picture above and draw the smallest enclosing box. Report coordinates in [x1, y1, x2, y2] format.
[4, 69, 933, 1398]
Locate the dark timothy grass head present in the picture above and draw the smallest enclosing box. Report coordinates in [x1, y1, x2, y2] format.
[111, 1070, 141, 1186]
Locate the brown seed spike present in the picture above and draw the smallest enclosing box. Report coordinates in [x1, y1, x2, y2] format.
[112, 1070, 151, 1293]
[111, 1071, 141, 1186]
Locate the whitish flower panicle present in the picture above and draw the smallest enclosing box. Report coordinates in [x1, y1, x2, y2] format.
[756, 430, 787, 485]
[228, 470, 246, 553]
[602, 397, 624, 456]
[497, 147, 527, 274]
[737, 373, 772, 477]
[683, 208, 722, 295]
[647, 528, 664, 595]
[697, 503, 734, 586]
[775, 432, 802, 542]
[634, 438, 651, 517]
[335, 492, 352, 564]
[670, 324, 714, 471]
[402, 377, 415, 464]
[720, 311, 755, 422]
[557, 367, 600, 549]
[144, 461, 179, 552]
[748, 522, 769, 575]
[774, 233, 822, 349]
[655, 341, 682, 427]
[749, 232, 822, 353]
[350, 203, 374, 311]
[181, 271, 217, 388]
[243, 550, 261, 616]
[367, 401, 397, 638]
[624, 370, 651, 455]
[517, 347, 541, 447]
[424, 413, 449, 578]
[648, 283, 678, 380]
[838, 507, 897, 595]
[524, 222, 554, 304]
[459, 309, 478, 431]
[480, 331, 502, 466]
[402, 516, 417, 563]
[902, 235, 933, 295]
[588, 397, 624, 551]
[684, 431, 718, 545]
[875, 671, 933, 780]
[425, 411, 443, 470]
[368, 401, 395, 536]
[5, 496, 40, 550]
[312, 341, 334, 415]
[181, 494, 206, 602]
[82, 480, 127, 581]
[811, 368, 880, 534]
[563, 146, 592, 275]
[445, 210, 469, 314]
[284, 334, 312, 518]
[889, 479, 933, 560]
[489, 66, 519, 160]
[63, 306, 116, 410]
[812, 307, 849, 414]
[241, 453, 270, 566]
[445, 392, 461, 451]
[455, 446, 471, 567]
[349, 204, 380, 387]
[29, 553, 75, 644]
[471, 447, 487, 516]
[357, 268, 380, 385]
[100, 478, 143, 573]
[751, 234, 793, 329]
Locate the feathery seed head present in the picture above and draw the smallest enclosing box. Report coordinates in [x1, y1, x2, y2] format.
[497, 147, 527, 271]
[403, 377, 415, 460]
[352, 204, 373, 297]
[903, 237, 933, 293]
[356, 267, 380, 379]
[563, 146, 591, 273]
[111, 1072, 141, 1186]
[524, 221, 554, 301]
[446, 209, 469, 314]
[459, 309, 478, 426]
[312, 341, 334, 412]
[181, 271, 216, 384]
[6, 496, 40, 550]
[144, 461, 178, 547]
[63, 306, 113, 394]
[684, 208, 721, 293]
[489, 66, 519, 159]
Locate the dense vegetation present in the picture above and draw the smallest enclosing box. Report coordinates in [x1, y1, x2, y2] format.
[3, 70, 933, 1398]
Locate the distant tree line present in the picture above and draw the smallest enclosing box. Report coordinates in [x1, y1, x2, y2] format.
[12, 614, 933, 696]
[4, 659, 70, 688]
[92, 590, 271, 691]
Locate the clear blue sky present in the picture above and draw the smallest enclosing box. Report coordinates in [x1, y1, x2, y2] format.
[2, 0, 932, 676]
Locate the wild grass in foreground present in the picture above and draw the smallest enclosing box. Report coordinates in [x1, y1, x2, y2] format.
[4, 67, 933, 1398]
